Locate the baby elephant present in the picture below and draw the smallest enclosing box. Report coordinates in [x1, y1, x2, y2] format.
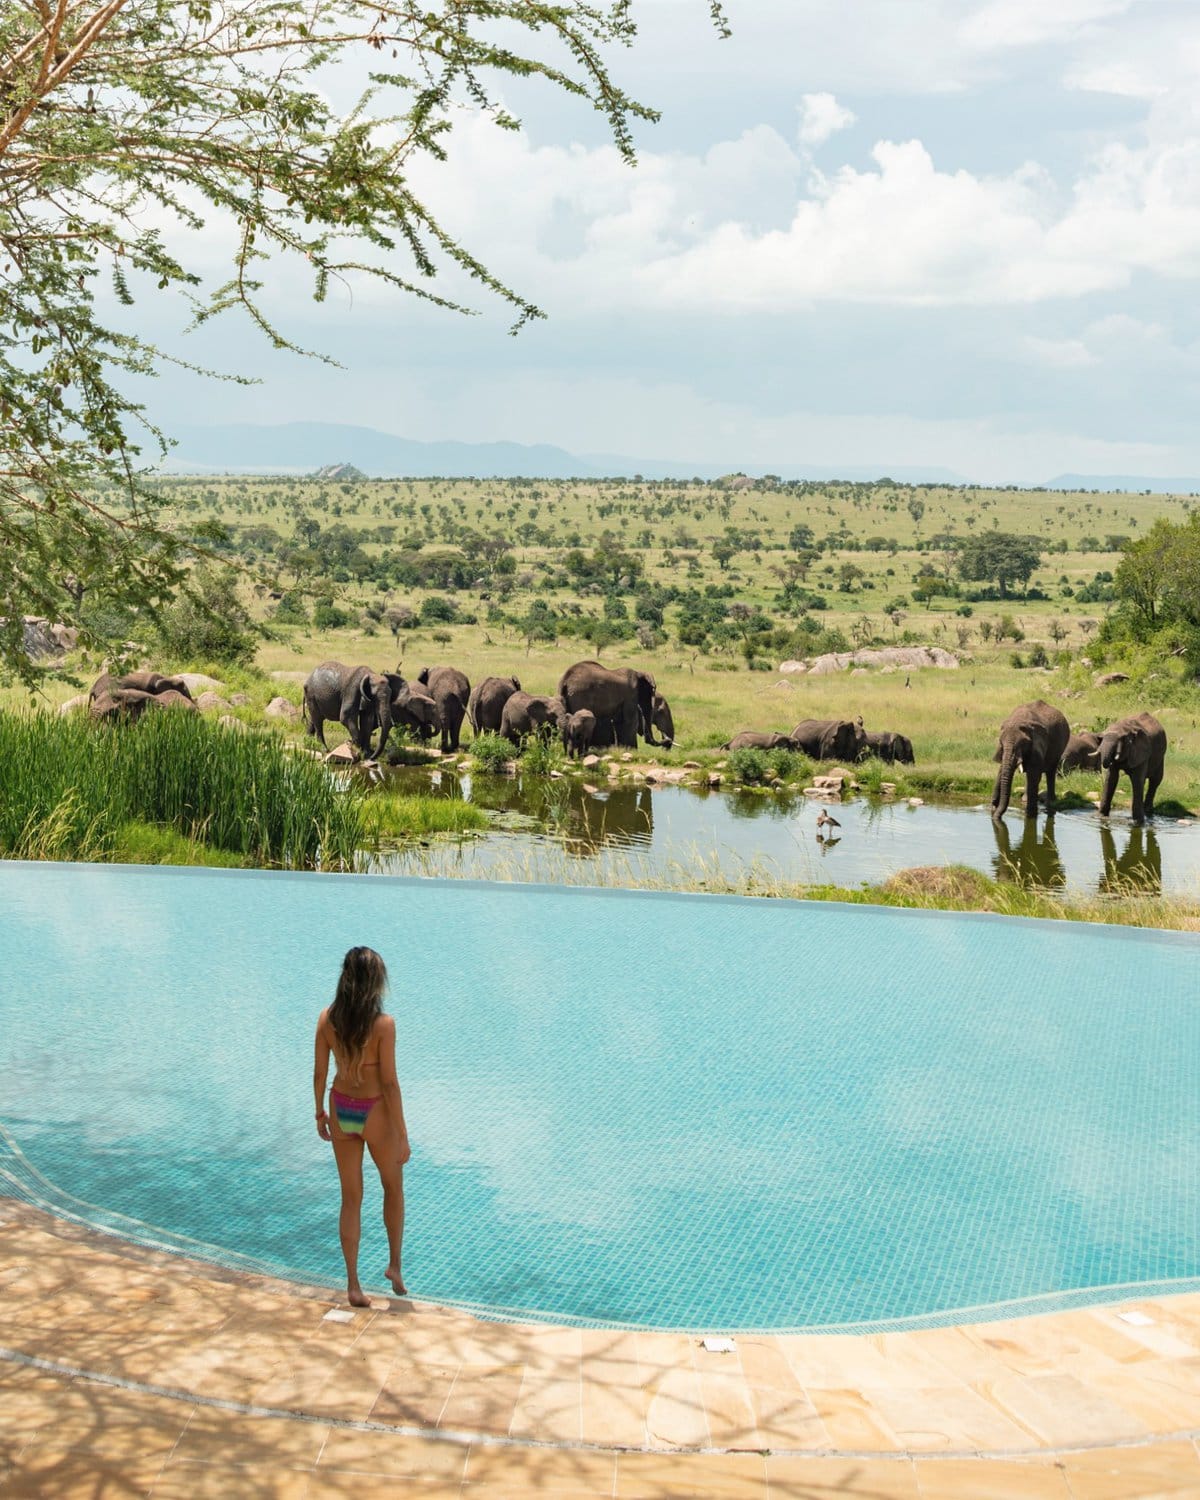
[720, 731, 796, 751]
[562, 708, 596, 759]
[1061, 731, 1102, 773]
[1098, 714, 1167, 823]
[862, 730, 915, 764]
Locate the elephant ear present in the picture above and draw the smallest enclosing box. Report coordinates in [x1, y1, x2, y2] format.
[359, 674, 378, 705]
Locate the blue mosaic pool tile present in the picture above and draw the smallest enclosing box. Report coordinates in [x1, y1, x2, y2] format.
[1, 860, 1199, 1332]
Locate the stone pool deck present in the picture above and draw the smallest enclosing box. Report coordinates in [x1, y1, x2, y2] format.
[2, 1202, 1199, 1497]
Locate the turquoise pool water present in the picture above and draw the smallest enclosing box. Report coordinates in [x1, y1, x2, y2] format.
[2, 860, 1198, 1332]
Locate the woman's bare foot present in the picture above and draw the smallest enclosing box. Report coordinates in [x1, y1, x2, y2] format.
[348, 1284, 371, 1308]
[384, 1265, 407, 1296]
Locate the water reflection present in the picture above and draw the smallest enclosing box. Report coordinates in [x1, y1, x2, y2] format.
[1099, 825, 1162, 896]
[376, 763, 1199, 897]
[992, 815, 1066, 890]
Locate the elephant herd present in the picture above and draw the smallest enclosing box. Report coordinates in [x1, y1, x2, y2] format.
[302, 659, 676, 761]
[990, 699, 1168, 824]
[721, 718, 916, 765]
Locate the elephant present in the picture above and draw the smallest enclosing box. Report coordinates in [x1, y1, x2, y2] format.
[861, 731, 915, 764]
[416, 666, 470, 752]
[145, 688, 198, 712]
[558, 660, 658, 749]
[468, 676, 521, 735]
[1097, 713, 1167, 823]
[648, 692, 675, 749]
[117, 670, 194, 700]
[500, 691, 567, 746]
[385, 675, 440, 742]
[1061, 731, 1102, 774]
[562, 708, 596, 759]
[303, 661, 399, 757]
[89, 685, 157, 721]
[721, 731, 797, 752]
[789, 718, 866, 762]
[991, 700, 1071, 821]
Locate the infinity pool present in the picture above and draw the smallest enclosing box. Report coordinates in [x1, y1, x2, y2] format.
[2, 860, 1198, 1331]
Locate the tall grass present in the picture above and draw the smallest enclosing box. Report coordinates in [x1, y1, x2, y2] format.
[0, 711, 365, 868]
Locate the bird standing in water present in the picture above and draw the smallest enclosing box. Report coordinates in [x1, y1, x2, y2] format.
[815, 808, 841, 838]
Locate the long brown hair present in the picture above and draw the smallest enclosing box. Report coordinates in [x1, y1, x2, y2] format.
[327, 947, 387, 1075]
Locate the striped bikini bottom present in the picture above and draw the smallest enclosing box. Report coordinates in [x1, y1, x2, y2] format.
[330, 1089, 379, 1137]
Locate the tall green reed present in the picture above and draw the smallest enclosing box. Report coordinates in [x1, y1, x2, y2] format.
[0, 710, 366, 868]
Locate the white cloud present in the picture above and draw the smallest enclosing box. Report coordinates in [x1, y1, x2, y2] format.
[797, 92, 856, 148]
[1022, 336, 1099, 367]
[961, 0, 1137, 52]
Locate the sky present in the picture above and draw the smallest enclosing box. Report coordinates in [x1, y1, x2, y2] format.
[137, 0, 1200, 483]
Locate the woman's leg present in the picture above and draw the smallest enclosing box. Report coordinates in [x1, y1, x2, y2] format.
[364, 1107, 406, 1294]
[329, 1118, 369, 1306]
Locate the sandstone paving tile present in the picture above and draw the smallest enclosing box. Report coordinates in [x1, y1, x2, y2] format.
[150, 1456, 314, 1498]
[507, 1375, 584, 1444]
[803, 1388, 901, 1452]
[1087, 1315, 1199, 1364]
[864, 1334, 971, 1390]
[466, 1442, 617, 1496]
[1087, 1370, 1200, 1434]
[901, 1327, 1021, 1386]
[172, 1406, 331, 1469]
[745, 1385, 829, 1451]
[1059, 1440, 1200, 1499]
[860, 1382, 1033, 1452]
[17, 1389, 194, 1463]
[911, 1456, 1071, 1498]
[964, 1320, 1100, 1378]
[1056, 1312, 1173, 1367]
[772, 1335, 897, 1391]
[2, 1448, 165, 1498]
[582, 1369, 649, 1449]
[617, 1449, 767, 1498]
[437, 1363, 525, 1436]
[643, 1364, 709, 1450]
[698, 1369, 763, 1450]
[764, 1454, 921, 1498]
[988, 1374, 1150, 1447]
[635, 1332, 696, 1392]
[309, 1475, 461, 1499]
[369, 1359, 460, 1427]
[317, 1427, 470, 1480]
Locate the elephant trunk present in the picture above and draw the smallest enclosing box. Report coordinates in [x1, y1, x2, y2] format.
[992, 744, 1019, 819]
[375, 694, 393, 756]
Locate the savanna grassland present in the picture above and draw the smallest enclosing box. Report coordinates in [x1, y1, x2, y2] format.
[18, 471, 1200, 806]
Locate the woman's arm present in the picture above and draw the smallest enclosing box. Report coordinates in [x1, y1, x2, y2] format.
[376, 1015, 411, 1164]
[313, 1011, 332, 1140]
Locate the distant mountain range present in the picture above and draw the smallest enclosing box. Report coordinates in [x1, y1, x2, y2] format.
[1043, 473, 1200, 494]
[162, 422, 967, 485]
[160, 423, 1200, 493]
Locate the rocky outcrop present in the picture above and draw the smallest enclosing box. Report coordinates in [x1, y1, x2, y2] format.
[782, 645, 959, 676]
[177, 672, 225, 695]
[1094, 671, 1130, 687]
[196, 691, 232, 712]
[21, 618, 78, 660]
[265, 696, 300, 720]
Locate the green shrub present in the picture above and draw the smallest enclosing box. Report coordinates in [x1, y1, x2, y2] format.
[522, 733, 565, 775]
[764, 747, 811, 782]
[470, 732, 513, 773]
[157, 566, 258, 666]
[728, 747, 769, 784]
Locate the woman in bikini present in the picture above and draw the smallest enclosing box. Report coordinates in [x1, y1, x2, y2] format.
[313, 946, 411, 1306]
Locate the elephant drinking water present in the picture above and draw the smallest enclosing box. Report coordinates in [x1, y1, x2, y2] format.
[990, 700, 1070, 820]
[1097, 713, 1167, 823]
